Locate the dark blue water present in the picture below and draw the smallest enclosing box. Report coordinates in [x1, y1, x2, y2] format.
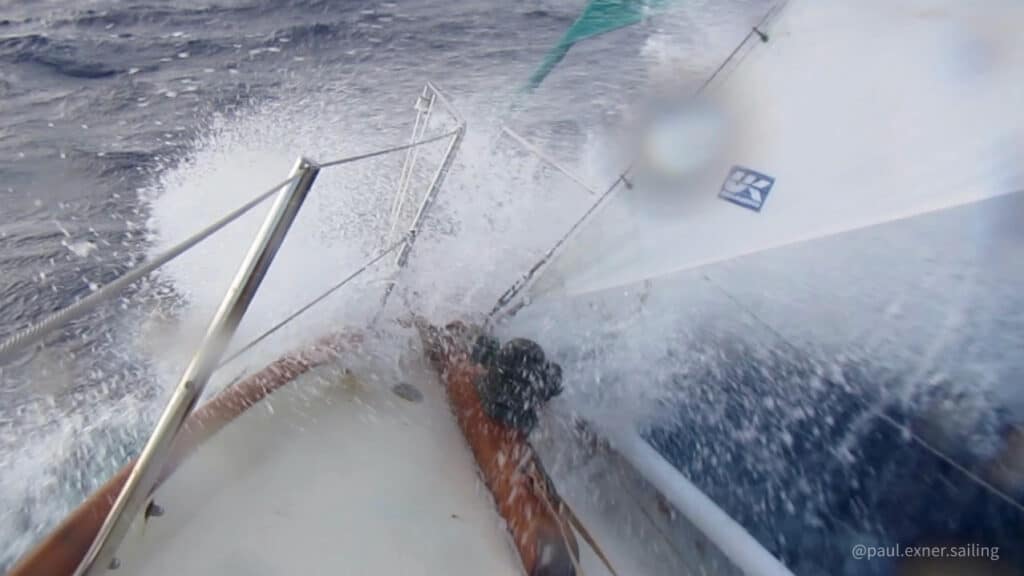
[644, 331, 1024, 575]
[639, 193, 1024, 575]
[514, 189, 1024, 575]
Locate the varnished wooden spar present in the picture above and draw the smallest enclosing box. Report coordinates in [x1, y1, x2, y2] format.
[8, 333, 359, 576]
[418, 320, 579, 576]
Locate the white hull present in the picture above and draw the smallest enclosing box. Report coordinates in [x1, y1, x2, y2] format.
[115, 346, 523, 575]
[107, 336, 725, 576]
[13, 331, 788, 576]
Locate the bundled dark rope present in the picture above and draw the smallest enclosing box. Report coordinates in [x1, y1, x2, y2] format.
[472, 334, 564, 433]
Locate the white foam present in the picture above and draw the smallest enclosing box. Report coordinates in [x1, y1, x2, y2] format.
[140, 87, 591, 389]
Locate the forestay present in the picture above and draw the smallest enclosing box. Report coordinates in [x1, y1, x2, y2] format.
[527, 0, 1024, 299]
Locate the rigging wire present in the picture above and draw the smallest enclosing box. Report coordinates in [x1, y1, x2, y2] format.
[487, 0, 789, 321]
[218, 237, 407, 369]
[700, 272, 1024, 516]
[500, 124, 600, 196]
[488, 169, 632, 321]
[318, 130, 457, 169]
[695, 0, 788, 94]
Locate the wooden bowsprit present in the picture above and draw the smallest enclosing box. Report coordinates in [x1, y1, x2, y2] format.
[415, 318, 619, 576]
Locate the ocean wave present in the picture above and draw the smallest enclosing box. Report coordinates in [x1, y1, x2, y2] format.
[0, 34, 49, 56]
[0, 34, 121, 79]
[521, 8, 574, 23]
[51, 5, 235, 30]
[271, 22, 341, 45]
[91, 149, 160, 179]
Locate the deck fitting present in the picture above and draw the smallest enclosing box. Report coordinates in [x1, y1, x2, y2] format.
[391, 382, 424, 403]
[144, 501, 165, 520]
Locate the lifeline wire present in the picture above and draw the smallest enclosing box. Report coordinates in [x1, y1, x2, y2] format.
[0, 174, 298, 365]
[0, 131, 455, 366]
[318, 130, 458, 169]
[218, 237, 407, 369]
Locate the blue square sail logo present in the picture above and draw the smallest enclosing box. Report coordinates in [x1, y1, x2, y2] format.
[719, 166, 775, 212]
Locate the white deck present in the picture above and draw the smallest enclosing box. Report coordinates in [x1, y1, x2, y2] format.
[114, 349, 523, 575]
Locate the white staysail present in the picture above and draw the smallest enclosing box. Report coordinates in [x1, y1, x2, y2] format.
[527, 0, 1024, 299]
